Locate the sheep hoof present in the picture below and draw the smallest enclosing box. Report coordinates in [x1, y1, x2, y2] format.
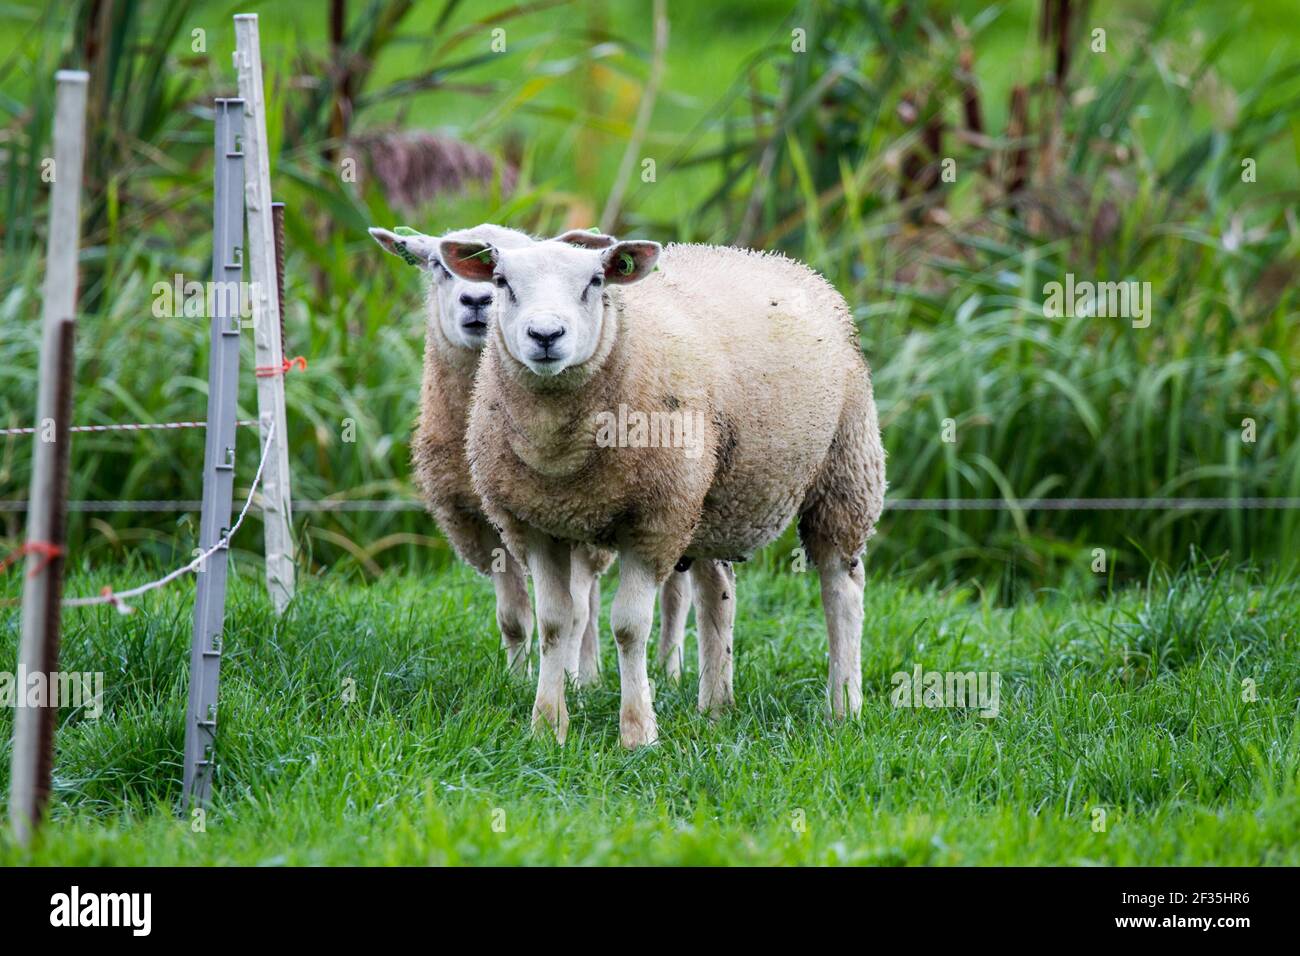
[825, 690, 863, 721]
[619, 710, 659, 749]
[531, 700, 569, 745]
[661, 658, 683, 684]
[697, 695, 734, 719]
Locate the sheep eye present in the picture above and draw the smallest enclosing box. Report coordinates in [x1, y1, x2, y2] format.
[589, 274, 604, 288]
[493, 274, 508, 289]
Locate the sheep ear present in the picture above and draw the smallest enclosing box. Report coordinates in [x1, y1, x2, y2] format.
[440, 240, 497, 282]
[555, 229, 617, 250]
[369, 227, 440, 270]
[602, 241, 661, 284]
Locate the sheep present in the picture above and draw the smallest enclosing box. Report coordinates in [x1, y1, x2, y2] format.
[369, 223, 541, 675]
[369, 224, 694, 684]
[443, 238, 885, 747]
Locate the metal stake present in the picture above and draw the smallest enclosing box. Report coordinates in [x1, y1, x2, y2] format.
[182, 98, 245, 811]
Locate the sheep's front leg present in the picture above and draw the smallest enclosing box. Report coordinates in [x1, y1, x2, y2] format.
[492, 549, 533, 677]
[690, 560, 736, 715]
[577, 575, 602, 686]
[819, 556, 865, 718]
[609, 554, 660, 748]
[527, 534, 577, 743]
[657, 570, 692, 682]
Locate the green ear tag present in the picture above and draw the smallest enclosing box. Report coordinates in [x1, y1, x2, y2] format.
[390, 227, 425, 266]
[393, 241, 423, 267]
[617, 252, 636, 276]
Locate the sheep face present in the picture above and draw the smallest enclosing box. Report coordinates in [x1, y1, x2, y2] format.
[369, 224, 533, 351]
[439, 238, 661, 377]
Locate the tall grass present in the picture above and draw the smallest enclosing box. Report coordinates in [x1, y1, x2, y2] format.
[663, 0, 1300, 591]
[1, 0, 621, 574]
[1, 0, 1298, 591]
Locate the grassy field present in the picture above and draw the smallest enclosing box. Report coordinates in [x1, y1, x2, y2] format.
[1, 557, 1296, 865]
[2, 0, 1298, 866]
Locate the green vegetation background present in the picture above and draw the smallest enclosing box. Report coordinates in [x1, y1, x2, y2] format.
[1, 0, 1297, 593]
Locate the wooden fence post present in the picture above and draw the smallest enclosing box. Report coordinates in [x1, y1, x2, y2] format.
[234, 13, 296, 614]
[9, 70, 88, 847]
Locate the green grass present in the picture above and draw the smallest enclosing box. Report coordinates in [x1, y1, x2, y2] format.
[3, 0, 1298, 587]
[2, 555, 1296, 865]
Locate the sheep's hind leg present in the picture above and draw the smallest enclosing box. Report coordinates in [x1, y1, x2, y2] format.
[563, 550, 601, 687]
[656, 569, 692, 682]
[575, 575, 603, 686]
[526, 534, 577, 743]
[690, 560, 736, 715]
[610, 554, 660, 748]
[799, 381, 882, 719]
[818, 555, 864, 718]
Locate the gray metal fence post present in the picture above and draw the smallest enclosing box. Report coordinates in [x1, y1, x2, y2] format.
[182, 98, 245, 811]
[9, 70, 88, 847]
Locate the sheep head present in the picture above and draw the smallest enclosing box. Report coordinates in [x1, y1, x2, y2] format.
[369, 223, 533, 351]
[439, 237, 660, 378]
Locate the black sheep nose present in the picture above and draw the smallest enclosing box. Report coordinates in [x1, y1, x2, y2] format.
[527, 327, 565, 348]
[460, 291, 492, 308]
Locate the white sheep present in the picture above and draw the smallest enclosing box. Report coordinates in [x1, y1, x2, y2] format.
[369, 224, 696, 684]
[369, 223, 541, 675]
[443, 238, 885, 747]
